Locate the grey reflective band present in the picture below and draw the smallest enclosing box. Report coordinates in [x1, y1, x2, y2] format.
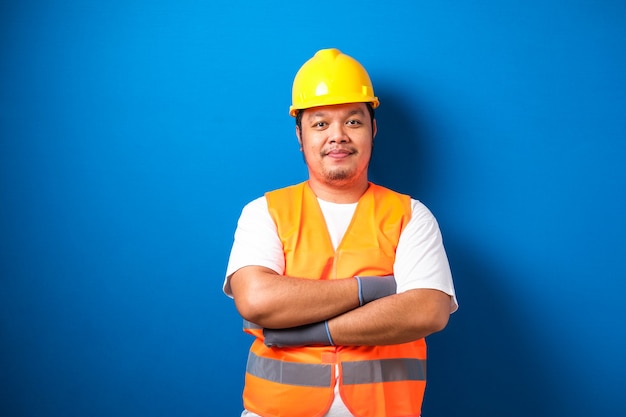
[243, 319, 262, 330]
[342, 358, 427, 384]
[246, 351, 425, 388]
[246, 351, 333, 387]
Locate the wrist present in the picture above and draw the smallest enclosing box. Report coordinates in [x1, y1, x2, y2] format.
[355, 276, 365, 306]
[324, 320, 335, 346]
[355, 275, 397, 304]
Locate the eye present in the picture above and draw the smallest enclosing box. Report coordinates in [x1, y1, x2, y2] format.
[312, 121, 327, 128]
[346, 119, 362, 126]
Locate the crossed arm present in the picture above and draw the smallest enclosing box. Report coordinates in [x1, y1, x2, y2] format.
[229, 265, 451, 346]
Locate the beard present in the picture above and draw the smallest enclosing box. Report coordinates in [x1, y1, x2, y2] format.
[324, 166, 354, 182]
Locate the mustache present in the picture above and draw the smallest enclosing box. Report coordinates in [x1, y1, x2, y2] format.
[321, 146, 358, 156]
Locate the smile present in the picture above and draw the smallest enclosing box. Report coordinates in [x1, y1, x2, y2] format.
[325, 148, 354, 159]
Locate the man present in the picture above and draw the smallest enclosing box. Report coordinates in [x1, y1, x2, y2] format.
[224, 48, 458, 417]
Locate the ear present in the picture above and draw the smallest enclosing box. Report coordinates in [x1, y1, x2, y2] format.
[296, 126, 303, 150]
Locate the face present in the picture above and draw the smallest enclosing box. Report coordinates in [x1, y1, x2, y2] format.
[296, 102, 377, 188]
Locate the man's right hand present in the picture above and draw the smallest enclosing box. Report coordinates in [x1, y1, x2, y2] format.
[355, 275, 397, 306]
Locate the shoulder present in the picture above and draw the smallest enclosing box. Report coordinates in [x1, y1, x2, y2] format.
[367, 183, 437, 221]
[265, 181, 307, 199]
[409, 199, 438, 224]
[368, 183, 412, 213]
[368, 183, 409, 198]
[239, 195, 269, 218]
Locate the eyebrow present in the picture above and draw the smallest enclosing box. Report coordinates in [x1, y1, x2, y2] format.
[307, 108, 366, 119]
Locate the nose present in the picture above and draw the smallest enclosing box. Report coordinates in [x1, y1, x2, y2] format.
[328, 123, 349, 143]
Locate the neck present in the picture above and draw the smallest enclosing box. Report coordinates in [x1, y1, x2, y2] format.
[307, 177, 370, 203]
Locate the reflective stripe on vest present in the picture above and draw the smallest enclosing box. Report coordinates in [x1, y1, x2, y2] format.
[342, 358, 427, 384]
[247, 350, 333, 387]
[247, 350, 425, 386]
[243, 319, 264, 340]
[243, 319, 261, 330]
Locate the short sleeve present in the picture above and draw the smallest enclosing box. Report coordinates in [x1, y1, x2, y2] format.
[223, 196, 285, 297]
[394, 200, 458, 313]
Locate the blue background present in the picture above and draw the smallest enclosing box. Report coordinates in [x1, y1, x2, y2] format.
[1, 1, 625, 416]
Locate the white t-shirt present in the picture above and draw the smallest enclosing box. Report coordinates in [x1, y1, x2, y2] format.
[224, 195, 458, 417]
[225, 196, 457, 309]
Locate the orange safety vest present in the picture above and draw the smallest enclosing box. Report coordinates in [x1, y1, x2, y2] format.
[242, 181, 427, 417]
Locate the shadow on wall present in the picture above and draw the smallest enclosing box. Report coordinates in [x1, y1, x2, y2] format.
[368, 89, 433, 196]
[424, 240, 561, 417]
[369, 90, 560, 417]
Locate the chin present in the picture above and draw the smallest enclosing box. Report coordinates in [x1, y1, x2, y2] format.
[325, 170, 353, 182]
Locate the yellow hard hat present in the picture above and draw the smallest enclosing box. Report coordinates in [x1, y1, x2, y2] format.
[289, 48, 379, 117]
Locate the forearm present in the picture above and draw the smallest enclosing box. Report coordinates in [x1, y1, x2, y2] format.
[327, 289, 451, 346]
[230, 265, 360, 329]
